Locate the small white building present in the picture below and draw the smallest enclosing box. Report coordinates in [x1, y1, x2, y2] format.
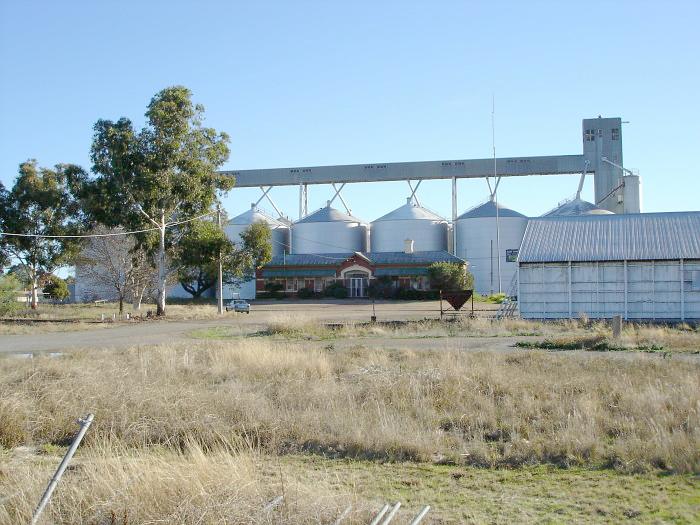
[518, 212, 700, 321]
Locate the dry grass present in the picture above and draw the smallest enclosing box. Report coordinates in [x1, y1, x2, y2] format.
[1, 339, 698, 474]
[3, 447, 698, 525]
[2, 302, 222, 322]
[0, 444, 369, 525]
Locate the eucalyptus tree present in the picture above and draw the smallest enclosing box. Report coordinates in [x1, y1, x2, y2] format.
[0, 160, 85, 308]
[175, 219, 273, 298]
[87, 86, 232, 316]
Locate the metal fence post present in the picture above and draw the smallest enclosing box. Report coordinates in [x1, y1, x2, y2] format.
[31, 414, 94, 525]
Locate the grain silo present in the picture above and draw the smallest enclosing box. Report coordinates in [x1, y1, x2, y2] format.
[292, 203, 367, 254]
[224, 204, 290, 299]
[455, 198, 528, 295]
[370, 198, 448, 253]
[543, 197, 614, 217]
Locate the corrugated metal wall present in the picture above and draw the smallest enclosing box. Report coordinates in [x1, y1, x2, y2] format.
[519, 260, 700, 320]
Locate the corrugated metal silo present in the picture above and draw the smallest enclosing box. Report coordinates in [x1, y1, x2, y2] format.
[292, 203, 367, 254]
[224, 204, 290, 299]
[370, 198, 447, 253]
[543, 197, 614, 217]
[455, 198, 528, 295]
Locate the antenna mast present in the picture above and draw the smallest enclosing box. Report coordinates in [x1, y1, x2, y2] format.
[492, 94, 502, 294]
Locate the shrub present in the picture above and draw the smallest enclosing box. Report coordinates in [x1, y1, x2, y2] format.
[323, 282, 347, 299]
[428, 262, 474, 291]
[0, 274, 22, 316]
[264, 282, 285, 299]
[43, 275, 70, 301]
[297, 287, 314, 299]
[367, 277, 394, 299]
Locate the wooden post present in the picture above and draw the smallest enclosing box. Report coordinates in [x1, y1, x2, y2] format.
[612, 315, 622, 339]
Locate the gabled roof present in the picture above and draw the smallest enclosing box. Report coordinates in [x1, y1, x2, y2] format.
[519, 212, 700, 263]
[295, 205, 365, 224]
[372, 200, 446, 222]
[457, 199, 526, 219]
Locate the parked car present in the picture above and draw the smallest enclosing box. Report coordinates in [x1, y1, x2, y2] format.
[225, 299, 250, 313]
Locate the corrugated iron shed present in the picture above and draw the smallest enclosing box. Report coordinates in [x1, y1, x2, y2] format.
[519, 212, 700, 263]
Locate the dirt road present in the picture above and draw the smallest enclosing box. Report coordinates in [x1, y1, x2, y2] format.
[0, 300, 497, 354]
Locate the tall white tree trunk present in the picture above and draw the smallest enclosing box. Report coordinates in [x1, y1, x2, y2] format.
[31, 274, 39, 309]
[156, 210, 167, 316]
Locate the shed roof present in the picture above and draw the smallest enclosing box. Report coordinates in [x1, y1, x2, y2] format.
[519, 212, 700, 263]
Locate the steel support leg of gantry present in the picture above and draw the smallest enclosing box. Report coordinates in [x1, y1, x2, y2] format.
[256, 186, 286, 220]
[298, 183, 308, 220]
[451, 176, 457, 255]
[407, 180, 422, 206]
[329, 183, 352, 215]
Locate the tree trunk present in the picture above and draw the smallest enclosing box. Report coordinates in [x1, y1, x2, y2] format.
[30, 273, 39, 310]
[156, 210, 167, 316]
[133, 286, 144, 311]
[118, 294, 124, 316]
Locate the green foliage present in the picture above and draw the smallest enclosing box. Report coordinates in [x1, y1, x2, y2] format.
[0, 160, 85, 308]
[323, 282, 348, 299]
[238, 222, 273, 270]
[43, 275, 70, 301]
[0, 274, 22, 316]
[85, 86, 232, 315]
[175, 219, 232, 298]
[174, 219, 273, 298]
[297, 287, 315, 299]
[87, 86, 232, 234]
[474, 292, 507, 304]
[427, 262, 473, 292]
[367, 276, 394, 299]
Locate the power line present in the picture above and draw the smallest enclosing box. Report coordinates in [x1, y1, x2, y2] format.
[0, 211, 216, 239]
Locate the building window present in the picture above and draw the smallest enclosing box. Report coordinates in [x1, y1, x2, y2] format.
[304, 279, 315, 290]
[611, 128, 620, 140]
[584, 129, 595, 142]
[285, 279, 298, 292]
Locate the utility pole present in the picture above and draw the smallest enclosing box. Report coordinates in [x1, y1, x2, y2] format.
[216, 202, 224, 315]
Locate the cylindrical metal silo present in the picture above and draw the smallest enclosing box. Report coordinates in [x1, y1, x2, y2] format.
[224, 204, 291, 299]
[455, 198, 528, 295]
[542, 197, 614, 217]
[292, 203, 367, 254]
[370, 198, 447, 253]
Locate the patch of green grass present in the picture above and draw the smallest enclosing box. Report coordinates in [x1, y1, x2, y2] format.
[516, 335, 667, 354]
[275, 455, 700, 524]
[188, 326, 241, 339]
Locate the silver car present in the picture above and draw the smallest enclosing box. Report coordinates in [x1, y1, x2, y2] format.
[225, 299, 250, 313]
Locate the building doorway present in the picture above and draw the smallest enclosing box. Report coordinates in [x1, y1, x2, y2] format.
[345, 271, 369, 298]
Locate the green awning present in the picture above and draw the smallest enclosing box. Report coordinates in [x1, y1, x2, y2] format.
[374, 267, 429, 277]
[262, 268, 337, 278]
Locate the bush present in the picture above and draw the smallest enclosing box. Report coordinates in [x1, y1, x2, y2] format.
[43, 275, 69, 301]
[367, 276, 394, 299]
[428, 262, 474, 291]
[0, 274, 22, 316]
[263, 282, 286, 300]
[332, 286, 348, 299]
[297, 287, 314, 299]
[323, 282, 348, 299]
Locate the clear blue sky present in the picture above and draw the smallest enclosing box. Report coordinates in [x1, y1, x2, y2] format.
[1, 1, 698, 222]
